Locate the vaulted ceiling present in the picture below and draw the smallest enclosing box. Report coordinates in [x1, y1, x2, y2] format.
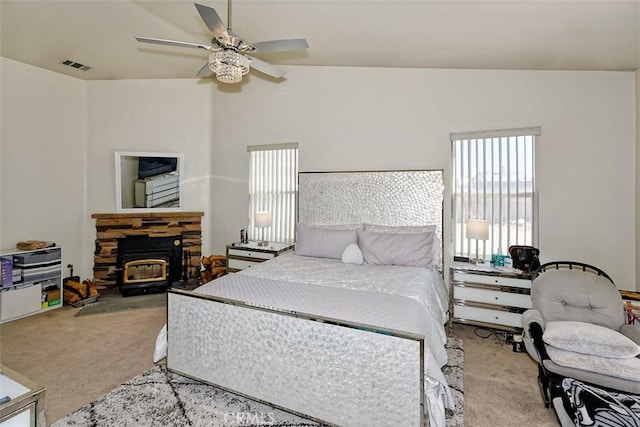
[1, 0, 639, 81]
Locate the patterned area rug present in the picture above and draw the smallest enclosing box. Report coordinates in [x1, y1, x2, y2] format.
[53, 338, 464, 427]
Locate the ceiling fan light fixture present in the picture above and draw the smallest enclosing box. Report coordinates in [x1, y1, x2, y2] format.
[136, 3, 307, 82]
[208, 50, 250, 84]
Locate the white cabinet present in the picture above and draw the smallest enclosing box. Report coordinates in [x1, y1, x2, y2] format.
[0, 247, 63, 323]
[134, 172, 179, 208]
[450, 261, 532, 332]
[0, 286, 41, 322]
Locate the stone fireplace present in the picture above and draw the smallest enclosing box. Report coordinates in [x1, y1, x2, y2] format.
[91, 212, 203, 291]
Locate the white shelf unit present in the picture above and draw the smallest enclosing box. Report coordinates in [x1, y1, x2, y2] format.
[0, 246, 63, 323]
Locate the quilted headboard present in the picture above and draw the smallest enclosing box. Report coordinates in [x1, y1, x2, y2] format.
[298, 170, 444, 264]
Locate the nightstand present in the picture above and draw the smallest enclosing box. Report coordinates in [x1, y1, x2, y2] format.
[450, 261, 533, 332]
[226, 241, 294, 273]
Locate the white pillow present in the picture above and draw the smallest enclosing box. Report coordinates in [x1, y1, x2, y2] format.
[546, 346, 640, 381]
[357, 229, 434, 267]
[295, 225, 358, 260]
[341, 243, 363, 265]
[363, 224, 441, 266]
[543, 321, 640, 359]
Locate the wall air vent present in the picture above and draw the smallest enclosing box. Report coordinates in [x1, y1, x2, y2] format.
[60, 59, 91, 72]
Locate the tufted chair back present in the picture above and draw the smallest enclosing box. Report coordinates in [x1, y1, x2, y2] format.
[531, 268, 624, 331]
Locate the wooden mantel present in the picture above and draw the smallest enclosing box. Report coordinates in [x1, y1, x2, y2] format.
[91, 211, 203, 289]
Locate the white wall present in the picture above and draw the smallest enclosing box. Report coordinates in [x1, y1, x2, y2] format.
[1, 58, 88, 278]
[85, 79, 214, 260]
[1, 60, 637, 290]
[209, 66, 637, 290]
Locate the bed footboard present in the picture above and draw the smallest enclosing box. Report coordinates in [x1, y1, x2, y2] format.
[167, 289, 426, 427]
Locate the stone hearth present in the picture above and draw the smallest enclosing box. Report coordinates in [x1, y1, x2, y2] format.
[91, 212, 203, 289]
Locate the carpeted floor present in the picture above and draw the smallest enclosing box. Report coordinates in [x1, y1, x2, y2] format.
[53, 338, 464, 427]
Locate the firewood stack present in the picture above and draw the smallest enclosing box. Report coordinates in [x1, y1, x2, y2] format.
[200, 255, 227, 284]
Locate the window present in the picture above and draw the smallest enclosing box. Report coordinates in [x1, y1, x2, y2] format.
[248, 143, 298, 243]
[451, 127, 539, 260]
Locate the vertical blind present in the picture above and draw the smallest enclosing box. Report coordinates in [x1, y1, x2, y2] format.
[248, 143, 298, 243]
[451, 127, 540, 260]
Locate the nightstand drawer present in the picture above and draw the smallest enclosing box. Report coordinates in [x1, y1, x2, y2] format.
[452, 272, 531, 289]
[454, 285, 532, 309]
[227, 249, 275, 260]
[453, 304, 523, 329]
[228, 258, 263, 270]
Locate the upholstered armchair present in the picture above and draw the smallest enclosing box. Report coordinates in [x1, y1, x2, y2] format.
[521, 261, 640, 423]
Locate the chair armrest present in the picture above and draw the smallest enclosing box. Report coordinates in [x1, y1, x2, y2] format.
[620, 324, 640, 346]
[522, 309, 547, 363]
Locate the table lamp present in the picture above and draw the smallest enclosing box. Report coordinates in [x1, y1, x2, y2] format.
[466, 219, 489, 264]
[254, 211, 272, 246]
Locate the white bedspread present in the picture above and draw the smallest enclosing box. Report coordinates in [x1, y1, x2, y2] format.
[239, 253, 449, 341]
[154, 253, 454, 423]
[195, 254, 453, 411]
[195, 273, 452, 400]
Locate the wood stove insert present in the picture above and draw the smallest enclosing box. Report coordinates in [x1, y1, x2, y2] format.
[116, 235, 182, 296]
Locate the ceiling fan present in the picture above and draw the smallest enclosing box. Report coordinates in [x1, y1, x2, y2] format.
[136, 1, 309, 84]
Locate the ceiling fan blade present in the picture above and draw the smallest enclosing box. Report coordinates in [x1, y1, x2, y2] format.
[252, 38, 309, 53]
[136, 36, 212, 51]
[194, 3, 228, 39]
[197, 63, 213, 78]
[246, 55, 286, 79]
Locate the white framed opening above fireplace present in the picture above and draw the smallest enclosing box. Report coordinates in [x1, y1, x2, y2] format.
[115, 151, 184, 213]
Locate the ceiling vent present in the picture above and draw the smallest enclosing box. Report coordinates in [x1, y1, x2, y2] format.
[60, 59, 91, 72]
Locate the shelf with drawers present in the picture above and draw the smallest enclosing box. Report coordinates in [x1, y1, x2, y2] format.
[450, 261, 532, 332]
[226, 242, 294, 273]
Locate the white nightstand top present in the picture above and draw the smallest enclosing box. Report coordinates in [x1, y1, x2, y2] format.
[227, 241, 294, 253]
[451, 260, 531, 279]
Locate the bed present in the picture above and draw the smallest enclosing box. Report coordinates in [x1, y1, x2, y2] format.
[158, 170, 451, 427]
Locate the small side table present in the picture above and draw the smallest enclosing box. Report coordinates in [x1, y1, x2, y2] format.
[226, 241, 294, 274]
[450, 261, 533, 333]
[0, 365, 46, 426]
